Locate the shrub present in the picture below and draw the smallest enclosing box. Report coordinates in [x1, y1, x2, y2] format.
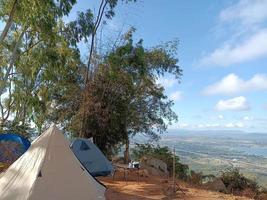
[189, 170, 203, 185]
[220, 168, 259, 197]
[132, 143, 190, 180]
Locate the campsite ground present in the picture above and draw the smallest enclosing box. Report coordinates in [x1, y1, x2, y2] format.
[98, 171, 252, 200]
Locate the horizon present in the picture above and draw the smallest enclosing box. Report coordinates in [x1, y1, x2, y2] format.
[166, 128, 267, 135]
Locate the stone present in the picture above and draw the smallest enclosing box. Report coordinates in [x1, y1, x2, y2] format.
[140, 156, 169, 177]
[203, 178, 227, 193]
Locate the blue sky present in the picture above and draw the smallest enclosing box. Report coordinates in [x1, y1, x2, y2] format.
[68, 0, 267, 133]
[1, 0, 266, 132]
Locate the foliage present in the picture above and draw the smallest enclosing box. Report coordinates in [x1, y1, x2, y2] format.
[188, 170, 203, 185]
[0, 0, 181, 159]
[0, 120, 34, 138]
[0, 0, 80, 134]
[220, 168, 259, 197]
[52, 31, 181, 156]
[132, 143, 189, 180]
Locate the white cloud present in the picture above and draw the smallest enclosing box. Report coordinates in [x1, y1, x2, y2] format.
[206, 123, 220, 128]
[218, 115, 224, 119]
[203, 73, 267, 95]
[156, 77, 176, 88]
[225, 122, 244, 128]
[190, 123, 222, 129]
[199, 0, 267, 67]
[225, 123, 235, 128]
[215, 96, 250, 111]
[236, 122, 245, 128]
[199, 29, 267, 66]
[170, 91, 182, 101]
[243, 116, 254, 121]
[197, 124, 204, 128]
[168, 123, 188, 130]
[179, 123, 189, 128]
[219, 0, 267, 26]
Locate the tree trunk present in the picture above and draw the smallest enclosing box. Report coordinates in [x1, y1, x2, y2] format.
[0, 0, 17, 43]
[124, 136, 130, 164]
[80, 0, 107, 136]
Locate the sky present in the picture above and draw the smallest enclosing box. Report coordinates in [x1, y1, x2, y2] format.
[67, 0, 267, 133]
[1, 0, 266, 133]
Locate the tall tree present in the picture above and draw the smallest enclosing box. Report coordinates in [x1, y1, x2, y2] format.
[0, 0, 77, 134]
[64, 0, 137, 136]
[52, 29, 182, 158]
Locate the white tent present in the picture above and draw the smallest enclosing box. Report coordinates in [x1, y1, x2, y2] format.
[71, 139, 113, 177]
[0, 125, 106, 200]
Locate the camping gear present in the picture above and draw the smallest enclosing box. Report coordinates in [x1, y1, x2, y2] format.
[0, 133, 31, 172]
[71, 138, 113, 177]
[133, 161, 140, 169]
[0, 125, 106, 200]
[128, 161, 139, 169]
[112, 163, 140, 183]
[0, 133, 31, 150]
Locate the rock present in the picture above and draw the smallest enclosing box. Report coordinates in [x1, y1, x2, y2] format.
[203, 178, 227, 193]
[139, 169, 149, 177]
[140, 157, 169, 177]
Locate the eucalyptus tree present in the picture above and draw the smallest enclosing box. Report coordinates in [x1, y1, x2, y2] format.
[11, 23, 82, 133]
[0, 0, 75, 43]
[0, 0, 77, 134]
[0, 0, 76, 93]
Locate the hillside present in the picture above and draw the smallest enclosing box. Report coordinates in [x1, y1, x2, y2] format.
[159, 130, 267, 187]
[98, 170, 252, 200]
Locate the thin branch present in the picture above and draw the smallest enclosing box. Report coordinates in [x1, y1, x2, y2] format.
[21, 40, 43, 55]
[0, 0, 18, 43]
[3, 78, 14, 121]
[80, 0, 109, 136]
[0, 26, 27, 96]
[0, 96, 4, 120]
[85, 0, 108, 85]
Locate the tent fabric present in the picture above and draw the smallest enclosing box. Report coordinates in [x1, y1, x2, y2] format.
[0, 125, 106, 200]
[0, 133, 31, 150]
[71, 139, 113, 177]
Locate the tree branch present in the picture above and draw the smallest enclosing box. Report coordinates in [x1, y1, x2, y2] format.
[0, 26, 27, 96]
[0, 0, 18, 43]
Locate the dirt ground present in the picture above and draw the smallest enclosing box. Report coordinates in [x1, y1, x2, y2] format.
[98, 170, 252, 200]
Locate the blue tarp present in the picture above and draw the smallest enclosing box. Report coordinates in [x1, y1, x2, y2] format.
[0, 134, 31, 163]
[0, 133, 30, 151]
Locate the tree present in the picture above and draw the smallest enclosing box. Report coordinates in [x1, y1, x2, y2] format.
[0, 0, 78, 134]
[0, 0, 138, 136]
[0, 0, 75, 43]
[53, 29, 182, 159]
[64, 0, 137, 136]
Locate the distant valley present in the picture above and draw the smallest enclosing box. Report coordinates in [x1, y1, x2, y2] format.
[158, 130, 267, 188]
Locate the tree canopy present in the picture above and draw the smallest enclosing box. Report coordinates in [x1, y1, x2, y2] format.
[0, 0, 182, 158]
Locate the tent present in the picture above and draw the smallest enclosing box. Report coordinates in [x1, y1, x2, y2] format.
[0, 133, 31, 150]
[0, 133, 31, 164]
[71, 139, 113, 177]
[0, 125, 106, 200]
